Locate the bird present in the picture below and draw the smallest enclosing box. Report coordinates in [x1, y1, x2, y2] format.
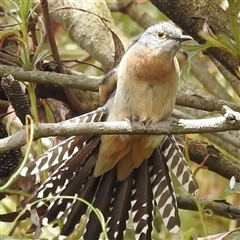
[0, 22, 198, 239]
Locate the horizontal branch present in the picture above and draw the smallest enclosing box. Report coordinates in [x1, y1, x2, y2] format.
[0, 106, 240, 154]
[188, 139, 240, 182]
[0, 65, 101, 92]
[177, 194, 240, 221]
[2, 65, 240, 116]
[174, 108, 240, 159]
[176, 91, 240, 112]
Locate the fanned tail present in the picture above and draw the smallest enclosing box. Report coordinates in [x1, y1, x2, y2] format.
[131, 160, 154, 240]
[84, 168, 117, 239]
[60, 173, 98, 236]
[41, 139, 100, 224]
[149, 147, 180, 233]
[162, 135, 198, 193]
[21, 108, 105, 177]
[0, 109, 198, 240]
[107, 173, 133, 240]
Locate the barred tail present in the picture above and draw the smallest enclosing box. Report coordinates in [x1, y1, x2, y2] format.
[0, 133, 198, 239]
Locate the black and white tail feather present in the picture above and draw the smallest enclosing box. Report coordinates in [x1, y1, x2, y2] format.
[1, 108, 198, 239]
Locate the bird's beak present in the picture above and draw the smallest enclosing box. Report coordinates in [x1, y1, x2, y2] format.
[178, 35, 193, 42]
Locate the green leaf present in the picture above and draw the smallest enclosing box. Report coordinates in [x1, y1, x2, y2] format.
[199, 32, 238, 57]
[0, 28, 21, 40]
[198, 20, 238, 57]
[183, 228, 197, 240]
[0, 2, 21, 25]
[32, 50, 50, 68]
[19, 0, 33, 20]
[42, 100, 55, 123]
[228, 0, 240, 59]
[15, 36, 31, 68]
[182, 44, 203, 52]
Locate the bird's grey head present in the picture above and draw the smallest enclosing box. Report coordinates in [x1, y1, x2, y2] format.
[138, 22, 192, 56]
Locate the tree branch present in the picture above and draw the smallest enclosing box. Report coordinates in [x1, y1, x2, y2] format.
[0, 194, 239, 225]
[174, 108, 240, 160]
[2, 65, 240, 114]
[189, 57, 234, 102]
[177, 194, 240, 221]
[176, 91, 240, 112]
[45, 0, 130, 70]
[0, 106, 240, 154]
[187, 139, 240, 182]
[209, 56, 240, 98]
[116, 0, 158, 29]
[0, 65, 101, 92]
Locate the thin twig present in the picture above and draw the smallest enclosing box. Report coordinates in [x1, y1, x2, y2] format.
[41, 0, 89, 114]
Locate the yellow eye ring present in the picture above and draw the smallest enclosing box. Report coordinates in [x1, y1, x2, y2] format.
[157, 30, 165, 39]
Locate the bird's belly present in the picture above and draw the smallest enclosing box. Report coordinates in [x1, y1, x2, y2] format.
[130, 83, 176, 123]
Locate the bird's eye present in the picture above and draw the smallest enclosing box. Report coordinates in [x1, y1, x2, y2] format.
[157, 30, 166, 39]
